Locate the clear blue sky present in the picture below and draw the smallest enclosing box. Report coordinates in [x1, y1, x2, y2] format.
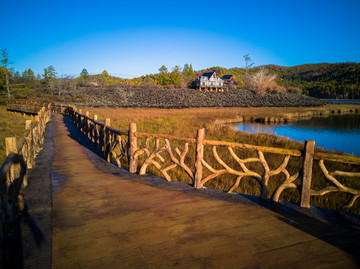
[1, 0, 360, 78]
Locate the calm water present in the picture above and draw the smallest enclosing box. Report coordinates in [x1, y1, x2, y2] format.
[237, 114, 360, 156]
[327, 99, 360, 103]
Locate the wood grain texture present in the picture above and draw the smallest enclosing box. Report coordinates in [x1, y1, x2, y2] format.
[51, 114, 360, 268]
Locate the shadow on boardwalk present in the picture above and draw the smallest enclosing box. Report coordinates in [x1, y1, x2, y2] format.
[61, 113, 360, 268]
[7, 116, 54, 269]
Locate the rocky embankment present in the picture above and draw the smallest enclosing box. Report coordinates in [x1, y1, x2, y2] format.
[76, 86, 328, 108]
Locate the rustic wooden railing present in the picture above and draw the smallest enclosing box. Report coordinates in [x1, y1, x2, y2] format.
[0, 104, 51, 266]
[312, 152, 360, 208]
[6, 100, 65, 114]
[65, 106, 360, 211]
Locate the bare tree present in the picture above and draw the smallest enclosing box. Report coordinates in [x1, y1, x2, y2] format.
[243, 54, 254, 89]
[64, 76, 78, 94]
[247, 67, 287, 94]
[248, 67, 276, 85]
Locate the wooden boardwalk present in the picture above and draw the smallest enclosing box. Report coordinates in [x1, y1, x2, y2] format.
[50, 114, 360, 268]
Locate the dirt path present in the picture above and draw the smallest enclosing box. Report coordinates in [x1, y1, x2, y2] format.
[51, 114, 360, 268]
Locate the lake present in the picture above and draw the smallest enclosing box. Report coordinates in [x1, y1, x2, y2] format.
[237, 113, 360, 156]
[327, 99, 360, 104]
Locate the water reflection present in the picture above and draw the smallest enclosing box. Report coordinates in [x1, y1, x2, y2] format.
[237, 114, 360, 156]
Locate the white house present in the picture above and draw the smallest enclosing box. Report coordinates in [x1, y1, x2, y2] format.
[193, 72, 225, 91]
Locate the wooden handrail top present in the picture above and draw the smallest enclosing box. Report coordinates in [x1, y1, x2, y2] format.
[107, 126, 128, 136]
[74, 111, 84, 117]
[135, 132, 197, 144]
[202, 139, 303, 157]
[314, 152, 360, 165]
[86, 117, 105, 127]
[95, 121, 104, 127]
[6, 108, 38, 115]
[75, 113, 104, 127]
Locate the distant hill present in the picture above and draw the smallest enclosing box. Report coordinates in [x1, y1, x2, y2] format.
[198, 63, 360, 99]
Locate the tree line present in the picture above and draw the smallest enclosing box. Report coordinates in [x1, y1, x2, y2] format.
[1, 48, 359, 99]
[78, 64, 195, 88]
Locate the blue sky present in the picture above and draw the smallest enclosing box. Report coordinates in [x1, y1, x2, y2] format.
[1, 0, 360, 78]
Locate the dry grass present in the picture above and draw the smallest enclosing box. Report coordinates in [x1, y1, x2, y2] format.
[0, 105, 32, 164]
[83, 104, 359, 125]
[79, 105, 360, 214]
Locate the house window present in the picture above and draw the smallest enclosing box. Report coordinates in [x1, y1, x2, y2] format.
[219, 82, 222, 86]
[202, 82, 205, 86]
[211, 82, 213, 86]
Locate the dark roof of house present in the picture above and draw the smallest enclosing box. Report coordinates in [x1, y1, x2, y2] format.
[221, 75, 234, 80]
[202, 72, 215, 78]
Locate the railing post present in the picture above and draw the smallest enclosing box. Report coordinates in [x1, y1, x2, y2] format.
[104, 118, 111, 161]
[300, 140, 315, 208]
[25, 120, 32, 130]
[194, 128, 205, 188]
[129, 123, 138, 173]
[6, 137, 17, 155]
[93, 115, 98, 144]
[25, 120, 34, 169]
[85, 111, 90, 135]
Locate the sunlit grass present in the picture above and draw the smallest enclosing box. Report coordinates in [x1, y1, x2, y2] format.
[0, 105, 33, 164]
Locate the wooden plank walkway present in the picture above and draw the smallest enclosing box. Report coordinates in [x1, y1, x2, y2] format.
[51, 114, 360, 268]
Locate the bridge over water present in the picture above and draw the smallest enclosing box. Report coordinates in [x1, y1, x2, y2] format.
[7, 114, 360, 268]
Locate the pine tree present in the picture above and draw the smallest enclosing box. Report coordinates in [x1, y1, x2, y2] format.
[43, 65, 57, 81]
[170, 65, 181, 86]
[80, 68, 89, 79]
[158, 65, 169, 85]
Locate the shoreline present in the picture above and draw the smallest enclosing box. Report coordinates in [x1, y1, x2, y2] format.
[213, 104, 360, 125]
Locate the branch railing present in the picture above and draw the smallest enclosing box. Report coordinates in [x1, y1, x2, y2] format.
[6, 100, 65, 114]
[0, 104, 51, 265]
[3, 101, 357, 267]
[65, 106, 360, 211]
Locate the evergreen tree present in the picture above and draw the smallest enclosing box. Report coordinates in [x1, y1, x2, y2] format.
[22, 68, 36, 81]
[182, 63, 195, 86]
[158, 65, 169, 85]
[170, 65, 181, 86]
[80, 68, 89, 79]
[100, 70, 110, 84]
[183, 64, 190, 73]
[43, 65, 57, 81]
[14, 71, 21, 82]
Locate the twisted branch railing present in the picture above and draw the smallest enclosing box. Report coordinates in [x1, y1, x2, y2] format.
[133, 137, 194, 182]
[7, 100, 65, 114]
[200, 146, 301, 200]
[310, 157, 360, 209]
[64, 106, 360, 211]
[66, 107, 130, 169]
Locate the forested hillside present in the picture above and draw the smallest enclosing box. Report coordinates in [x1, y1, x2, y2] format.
[267, 63, 360, 99]
[199, 63, 360, 99]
